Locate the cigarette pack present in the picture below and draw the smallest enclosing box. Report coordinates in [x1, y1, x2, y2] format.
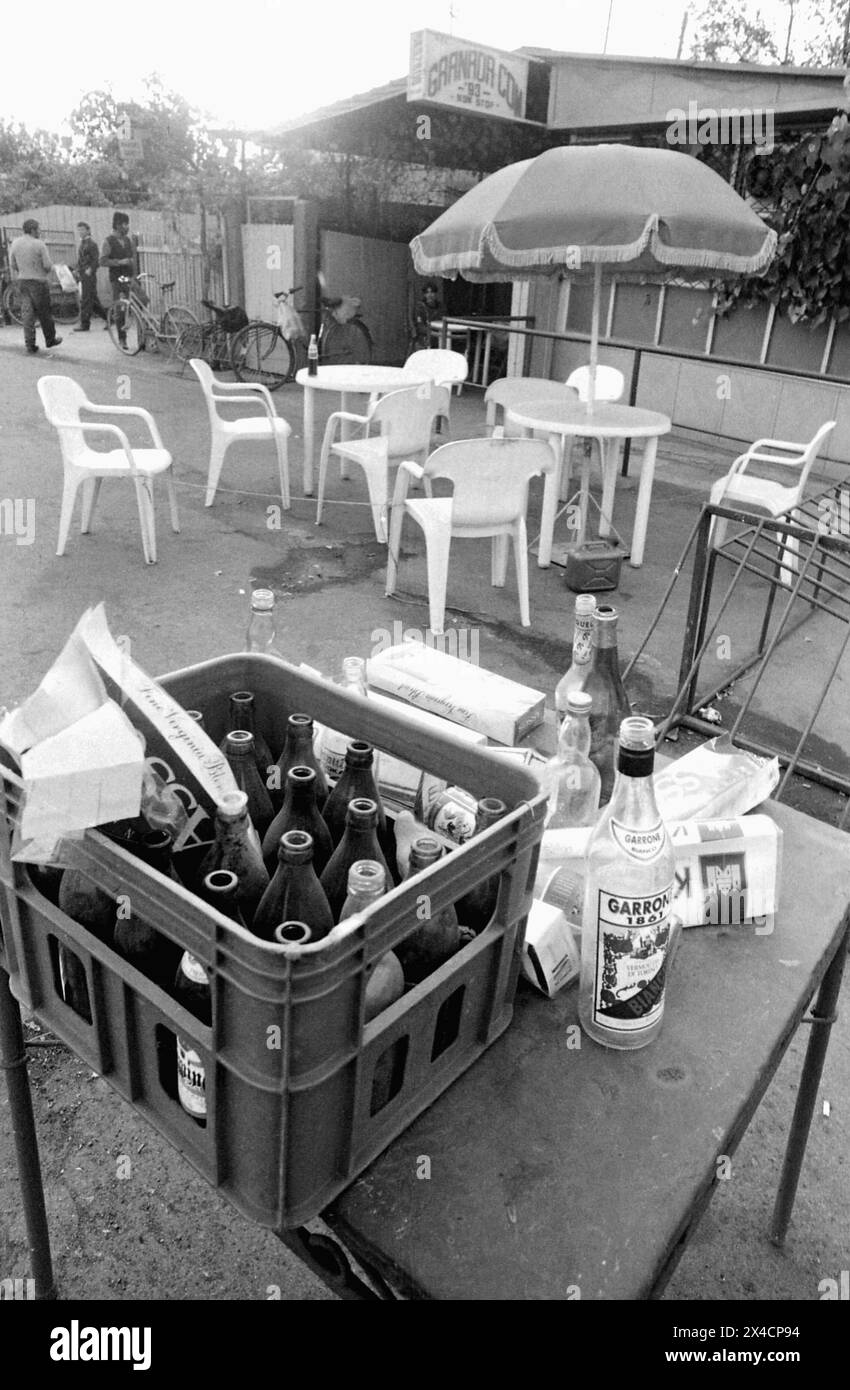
[367, 642, 545, 744]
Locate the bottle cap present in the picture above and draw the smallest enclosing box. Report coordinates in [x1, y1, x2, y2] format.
[217, 790, 249, 820]
[225, 730, 255, 755]
[274, 921, 312, 945]
[251, 589, 275, 610]
[618, 715, 655, 750]
[346, 859, 385, 892]
[566, 691, 593, 715]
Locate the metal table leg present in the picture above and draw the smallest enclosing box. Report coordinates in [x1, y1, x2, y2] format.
[0, 967, 57, 1299]
[770, 915, 849, 1246]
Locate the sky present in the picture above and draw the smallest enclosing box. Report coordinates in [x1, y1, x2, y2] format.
[0, 0, 829, 137]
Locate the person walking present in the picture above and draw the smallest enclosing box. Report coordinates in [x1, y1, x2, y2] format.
[72, 221, 107, 331]
[100, 212, 137, 344]
[8, 220, 62, 355]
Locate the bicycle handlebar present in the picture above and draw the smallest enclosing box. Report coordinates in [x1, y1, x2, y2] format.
[273, 286, 303, 301]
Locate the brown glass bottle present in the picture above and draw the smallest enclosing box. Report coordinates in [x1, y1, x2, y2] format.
[220, 691, 277, 805]
[581, 605, 631, 805]
[396, 836, 460, 985]
[323, 741, 386, 847]
[320, 798, 391, 922]
[261, 765, 333, 876]
[223, 730, 274, 839]
[455, 796, 508, 933]
[253, 830, 334, 942]
[113, 830, 182, 989]
[200, 790, 270, 926]
[196, 868, 246, 927]
[174, 950, 211, 1127]
[273, 713, 328, 804]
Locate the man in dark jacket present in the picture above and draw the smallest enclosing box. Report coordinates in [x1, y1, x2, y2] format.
[100, 212, 137, 345]
[73, 222, 107, 331]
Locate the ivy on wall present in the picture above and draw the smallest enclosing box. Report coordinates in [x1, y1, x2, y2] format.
[715, 108, 850, 330]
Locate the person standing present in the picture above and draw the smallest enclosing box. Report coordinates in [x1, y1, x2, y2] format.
[73, 221, 107, 331]
[410, 281, 440, 353]
[8, 219, 62, 355]
[100, 212, 137, 343]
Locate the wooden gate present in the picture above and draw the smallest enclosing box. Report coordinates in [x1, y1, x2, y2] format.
[320, 231, 410, 365]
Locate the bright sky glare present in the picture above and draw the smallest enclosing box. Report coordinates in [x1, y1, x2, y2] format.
[0, 0, 828, 137]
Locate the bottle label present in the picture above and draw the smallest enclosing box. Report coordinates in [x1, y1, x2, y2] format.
[610, 819, 666, 862]
[573, 617, 594, 665]
[590, 885, 672, 1035]
[431, 800, 477, 843]
[176, 1036, 206, 1117]
[179, 951, 208, 986]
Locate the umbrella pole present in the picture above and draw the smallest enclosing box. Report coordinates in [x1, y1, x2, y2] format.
[588, 262, 602, 415]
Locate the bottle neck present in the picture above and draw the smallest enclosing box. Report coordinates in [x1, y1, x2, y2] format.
[608, 752, 659, 819]
[229, 693, 257, 733]
[558, 710, 592, 758]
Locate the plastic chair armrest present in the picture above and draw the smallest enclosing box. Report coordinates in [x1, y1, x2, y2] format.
[70, 420, 136, 468]
[85, 402, 166, 450]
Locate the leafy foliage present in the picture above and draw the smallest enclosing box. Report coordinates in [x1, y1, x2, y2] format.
[688, 0, 781, 63]
[716, 112, 850, 327]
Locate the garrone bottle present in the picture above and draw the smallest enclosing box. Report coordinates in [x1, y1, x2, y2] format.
[578, 717, 675, 1051]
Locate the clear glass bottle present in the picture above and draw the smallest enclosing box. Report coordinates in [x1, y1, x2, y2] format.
[396, 836, 460, 985]
[578, 716, 676, 1051]
[223, 730, 274, 839]
[542, 691, 601, 829]
[253, 829, 334, 943]
[582, 605, 631, 805]
[322, 740, 386, 848]
[315, 657, 372, 784]
[455, 797, 507, 933]
[274, 712, 329, 804]
[555, 594, 597, 717]
[320, 797, 391, 921]
[246, 588, 282, 657]
[262, 764, 334, 876]
[221, 692, 275, 802]
[339, 860, 404, 1022]
[199, 790, 270, 926]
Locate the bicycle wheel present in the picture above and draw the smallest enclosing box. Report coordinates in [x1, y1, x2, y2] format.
[3, 283, 23, 325]
[321, 319, 372, 366]
[107, 301, 143, 355]
[232, 323, 292, 390]
[52, 292, 80, 324]
[174, 322, 207, 363]
[162, 305, 199, 354]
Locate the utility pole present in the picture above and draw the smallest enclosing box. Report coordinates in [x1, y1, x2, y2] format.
[676, 7, 689, 60]
[602, 0, 614, 54]
[782, 0, 795, 65]
[843, 0, 850, 66]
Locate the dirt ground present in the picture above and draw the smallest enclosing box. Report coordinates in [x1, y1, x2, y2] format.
[0, 322, 848, 1302]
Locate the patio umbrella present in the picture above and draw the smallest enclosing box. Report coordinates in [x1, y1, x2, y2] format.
[411, 144, 776, 409]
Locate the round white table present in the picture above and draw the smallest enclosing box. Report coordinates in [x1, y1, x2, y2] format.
[295, 366, 432, 495]
[506, 398, 672, 568]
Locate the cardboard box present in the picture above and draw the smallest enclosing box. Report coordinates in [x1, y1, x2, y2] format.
[367, 642, 545, 744]
[521, 898, 581, 996]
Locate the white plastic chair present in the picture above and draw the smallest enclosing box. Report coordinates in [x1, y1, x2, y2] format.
[385, 436, 555, 635]
[189, 359, 291, 509]
[709, 421, 836, 584]
[485, 377, 576, 438]
[37, 375, 177, 564]
[316, 383, 449, 542]
[403, 348, 468, 393]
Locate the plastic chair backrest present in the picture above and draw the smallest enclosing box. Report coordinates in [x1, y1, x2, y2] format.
[188, 358, 227, 428]
[370, 385, 447, 456]
[37, 375, 90, 464]
[423, 436, 553, 528]
[566, 365, 625, 403]
[404, 349, 469, 384]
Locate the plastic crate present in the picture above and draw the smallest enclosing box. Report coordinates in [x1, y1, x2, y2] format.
[0, 653, 547, 1229]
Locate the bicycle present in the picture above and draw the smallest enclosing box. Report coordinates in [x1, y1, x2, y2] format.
[2, 270, 80, 327]
[231, 286, 373, 391]
[173, 298, 248, 370]
[106, 273, 198, 356]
